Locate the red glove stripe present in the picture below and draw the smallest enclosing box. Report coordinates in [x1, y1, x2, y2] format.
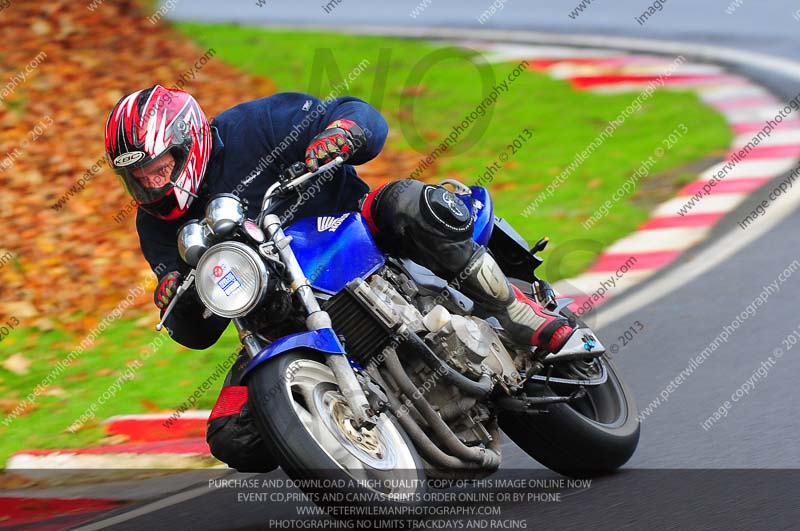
[326, 119, 357, 131]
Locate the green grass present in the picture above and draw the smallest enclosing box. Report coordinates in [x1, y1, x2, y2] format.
[176, 25, 731, 277]
[0, 319, 240, 466]
[0, 27, 732, 466]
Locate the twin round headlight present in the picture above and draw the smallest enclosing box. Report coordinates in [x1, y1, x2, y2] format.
[204, 193, 246, 235]
[178, 194, 251, 268]
[177, 194, 268, 318]
[195, 242, 268, 318]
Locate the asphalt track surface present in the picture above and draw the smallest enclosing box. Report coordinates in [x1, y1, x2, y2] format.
[168, 0, 800, 64]
[67, 2, 800, 530]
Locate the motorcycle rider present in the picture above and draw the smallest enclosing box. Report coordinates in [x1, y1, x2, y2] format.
[105, 85, 576, 471]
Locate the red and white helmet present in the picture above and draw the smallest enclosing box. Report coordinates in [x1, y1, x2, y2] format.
[105, 85, 212, 220]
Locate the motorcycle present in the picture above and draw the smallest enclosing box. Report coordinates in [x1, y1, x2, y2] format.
[157, 157, 639, 508]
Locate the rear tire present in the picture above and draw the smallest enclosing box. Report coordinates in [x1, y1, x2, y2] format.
[501, 286, 640, 477]
[499, 355, 640, 477]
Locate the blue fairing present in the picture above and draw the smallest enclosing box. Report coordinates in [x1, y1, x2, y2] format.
[284, 212, 385, 294]
[241, 188, 493, 374]
[242, 328, 346, 379]
[458, 186, 494, 246]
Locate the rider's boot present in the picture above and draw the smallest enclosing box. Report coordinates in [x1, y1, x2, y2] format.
[459, 249, 575, 353]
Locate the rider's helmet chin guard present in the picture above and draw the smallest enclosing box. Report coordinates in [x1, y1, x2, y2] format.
[104, 85, 212, 220]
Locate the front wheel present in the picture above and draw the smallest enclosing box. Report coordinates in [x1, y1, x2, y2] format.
[499, 355, 640, 478]
[247, 350, 426, 510]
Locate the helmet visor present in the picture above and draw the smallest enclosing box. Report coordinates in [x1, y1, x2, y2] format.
[115, 149, 183, 205]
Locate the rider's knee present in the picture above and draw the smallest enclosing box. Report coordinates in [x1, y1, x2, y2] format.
[364, 180, 477, 277]
[366, 180, 473, 238]
[417, 184, 474, 239]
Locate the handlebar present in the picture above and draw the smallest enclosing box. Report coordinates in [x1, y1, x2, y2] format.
[260, 156, 345, 212]
[155, 271, 195, 333]
[154, 157, 345, 333]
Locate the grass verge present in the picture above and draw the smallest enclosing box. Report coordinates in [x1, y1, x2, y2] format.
[176, 25, 732, 277]
[0, 318, 240, 467]
[0, 27, 731, 465]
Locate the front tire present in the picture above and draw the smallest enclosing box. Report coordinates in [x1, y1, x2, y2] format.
[247, 350, 426, 510]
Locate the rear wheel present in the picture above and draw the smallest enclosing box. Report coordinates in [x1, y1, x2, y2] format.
[500, 354, 640, 477]
[500, 289, 640, 477]
[247, 350, 426, 511]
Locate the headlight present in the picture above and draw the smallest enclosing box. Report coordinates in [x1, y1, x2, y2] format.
[195, 242, 268, 318]
[205, 193, 246, 236]
[177, 219, 212, 267]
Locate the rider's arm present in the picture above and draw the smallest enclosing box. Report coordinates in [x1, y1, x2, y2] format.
[136, 209, 230, 349]
[317, 96, 389, 165]
[262, 92, 389, 167]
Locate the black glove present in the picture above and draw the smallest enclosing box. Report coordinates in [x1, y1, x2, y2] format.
[154, 271, 182, 310]
[304, 119, 366, 171]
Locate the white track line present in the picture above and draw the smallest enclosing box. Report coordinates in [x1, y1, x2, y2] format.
[69, 481, 228, 531]
[554, 270, 652, 296]
[653, 194, 747, 216]
[732, 129, 800, 146]
[724, 107, 794, 123]
[322, 26, 800, 82]
[590, 81, 736, 94]
[6, 452, 219, 471]
[699, 86, 773, 102]
[605, 227, 709, 254]
[104, 411, 211, 422]
[467, 43, 618, 63]
[596, 172, 800, 327]
[295, 24, 800, 322]
[544, 63, 725, 79]
[699, 159, 798, 180]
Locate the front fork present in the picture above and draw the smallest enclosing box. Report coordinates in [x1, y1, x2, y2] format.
[241, 214, 375, 429]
